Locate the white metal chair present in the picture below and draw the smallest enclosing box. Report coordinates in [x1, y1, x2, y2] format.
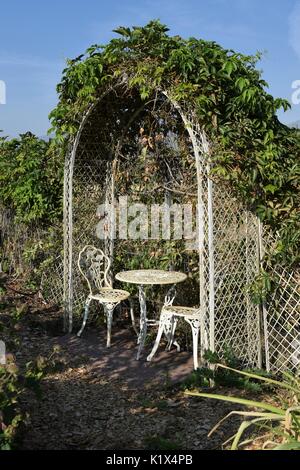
[147, 305, 201, 370]
[77, 245, 131, 347]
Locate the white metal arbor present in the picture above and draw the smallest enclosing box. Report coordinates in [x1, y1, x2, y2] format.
[57, 81, 300, 372]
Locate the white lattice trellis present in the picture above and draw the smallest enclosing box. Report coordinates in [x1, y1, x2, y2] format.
[261, 228, 300, 373]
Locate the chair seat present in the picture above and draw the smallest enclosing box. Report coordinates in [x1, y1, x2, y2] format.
[147, 305, 201, 370]
[163, 306, 200, 318]
[91, 288, 130, 304]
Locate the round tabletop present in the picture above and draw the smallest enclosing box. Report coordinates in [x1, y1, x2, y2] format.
[115, 269, 187, 286]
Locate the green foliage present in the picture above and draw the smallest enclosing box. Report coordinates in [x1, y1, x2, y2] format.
[50, 20, 290, 140]
[48, 19, 299, 275]
[0, 132, 63, 280]
[187, 365, 300, 450]
[0, 348, 59, 449]
[182, 348, 267, 392]
[0, 132, 63, 225]
[11, 304, 29, 324]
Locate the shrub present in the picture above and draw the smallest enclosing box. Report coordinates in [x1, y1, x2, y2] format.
[0, 347, 60, 450]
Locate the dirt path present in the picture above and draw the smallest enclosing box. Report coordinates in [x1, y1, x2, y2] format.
[19, 331, 238, 450]
[1, 280, 239, 450]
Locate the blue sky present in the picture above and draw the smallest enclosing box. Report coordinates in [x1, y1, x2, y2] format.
[0, 0, 300, 136]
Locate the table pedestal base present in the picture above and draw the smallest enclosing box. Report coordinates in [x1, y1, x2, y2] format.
[136, 286, 147, 360]
[136, 284, 180, 360]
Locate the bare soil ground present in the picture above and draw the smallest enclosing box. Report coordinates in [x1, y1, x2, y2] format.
[1, 276, 244, 450]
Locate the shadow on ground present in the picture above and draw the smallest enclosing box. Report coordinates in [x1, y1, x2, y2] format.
[50, 328, 194, 389]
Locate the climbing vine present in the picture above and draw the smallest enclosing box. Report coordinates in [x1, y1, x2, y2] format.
[49, 20, 300, 273]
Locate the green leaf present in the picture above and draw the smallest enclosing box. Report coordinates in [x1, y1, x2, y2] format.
[274, 442, 300, 450]
[264, 184, 277, 194]
[185, 392, 285, 415]
[214, 363, 300, 393]
[235, 77, 247, 91]
[113, 27, 131, 37]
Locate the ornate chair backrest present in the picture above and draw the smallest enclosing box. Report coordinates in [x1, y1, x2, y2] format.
[78, 245, 112, 294]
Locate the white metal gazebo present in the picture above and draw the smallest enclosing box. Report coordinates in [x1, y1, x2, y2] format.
[43, 78, 299, 373]
[61, 82, 264, 367]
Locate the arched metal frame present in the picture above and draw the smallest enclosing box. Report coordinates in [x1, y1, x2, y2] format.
[62, 82, 263, 368]
[62, 81, 300, 371]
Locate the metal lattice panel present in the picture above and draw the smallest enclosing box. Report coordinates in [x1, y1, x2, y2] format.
[262, 229, 300, 373]
[212, 191, 261, 367]
[41, 254, 64, 306]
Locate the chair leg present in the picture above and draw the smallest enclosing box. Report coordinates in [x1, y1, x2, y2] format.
[77, 297, 92, 337]
[186, 318, 200, 370]
[147, 313, 169, 362]
[105, 304, 116, 348]
[166, 316, 180, 352]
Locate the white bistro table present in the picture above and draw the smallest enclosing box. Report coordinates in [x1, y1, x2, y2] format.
[115, 269, 187, 360]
